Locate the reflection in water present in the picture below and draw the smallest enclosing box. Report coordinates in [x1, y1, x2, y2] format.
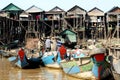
[43, 68, 64, 80]
[0, 58, 81, 80]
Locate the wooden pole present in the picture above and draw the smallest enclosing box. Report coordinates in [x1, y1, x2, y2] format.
[103, 16, 106, 39]
[117, 14, 119, 41]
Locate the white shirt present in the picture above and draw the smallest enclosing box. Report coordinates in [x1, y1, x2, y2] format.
[45, 39, 52, 48]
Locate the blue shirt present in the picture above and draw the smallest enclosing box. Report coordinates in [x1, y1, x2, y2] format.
[57, 40, 62, 47]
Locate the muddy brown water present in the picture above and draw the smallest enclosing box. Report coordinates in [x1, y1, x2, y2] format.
[0, 58, 82, 80]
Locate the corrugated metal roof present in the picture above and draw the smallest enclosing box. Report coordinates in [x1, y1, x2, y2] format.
[88, 7, 104, 16]
[26, 5, 43, 13]
[67, 5, 87, 14]
[2, 3, 23, 11]
[107, 6, 120, 14]
[49, 6, 65, 12]
[60, 29, 76, 35]
[20, 12, 29, 17]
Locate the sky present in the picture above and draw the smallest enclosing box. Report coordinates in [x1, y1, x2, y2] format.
[0, 0, 120, 12]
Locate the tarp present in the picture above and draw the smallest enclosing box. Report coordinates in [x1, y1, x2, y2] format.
[59, 29, 77, 43]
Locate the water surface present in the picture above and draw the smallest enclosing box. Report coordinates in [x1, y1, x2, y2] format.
[0, 58, 82, 80]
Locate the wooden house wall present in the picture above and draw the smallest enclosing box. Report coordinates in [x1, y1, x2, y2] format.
[67, 8, 86, 16]
[0, 4, 120, 43]
[44, 12, 63, 20]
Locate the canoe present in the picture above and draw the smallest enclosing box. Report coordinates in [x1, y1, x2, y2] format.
[90, 48, 114, 80]
[1, 40, 19, 50]
[112, 71, 120, 80]
[45, 56, 91, 69]
[8, 56, 17, 62]
[18, 56, 41, 69]
[61, 48, 114, 80]
[42, 49, 91, 69]
[0, 50, 12, 58]
[8, 55, 42, 69]
[41, 51, 61, 68]
[60, 58, 95, 80]
[67, 71, 95, 80]
[42, 55, 55, 65]
[45, 62, 61, 69]
[74, 56, 91, 66]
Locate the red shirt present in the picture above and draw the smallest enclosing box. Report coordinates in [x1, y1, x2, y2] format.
[59, 45, 66, 59]
[94, 53, 105, 62]
[18, 49, 25, 61]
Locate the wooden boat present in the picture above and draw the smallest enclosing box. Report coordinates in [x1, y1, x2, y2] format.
[1, 40, 19, 50]
[60, 48, 114, 80]
[112, 71, 120, 80]
[69, 48, 91, 65]
[108, 47, 120, 80]
[74, 56, 91, 66]
[42, 55, 55, 65]
[42, 50, 91, 69]
[45, 62, 61, 69]
[90, 48, 114, 80]
[8, 55, 42, 69]
[46, 56, 91, 69]
[60, 57, 95, 80]
[8, 56, 17, 62]
[41, 51, 62, 69]
[111, 59, 120, 80]
[0, 50, 12, 58]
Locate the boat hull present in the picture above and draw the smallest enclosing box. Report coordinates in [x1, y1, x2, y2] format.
[41, 51, 61, 68]
[60, 57, 94, 79]
[8, 56, 41, 69]
[112, 60, 120, 80]
[45, 62, 61, 69]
